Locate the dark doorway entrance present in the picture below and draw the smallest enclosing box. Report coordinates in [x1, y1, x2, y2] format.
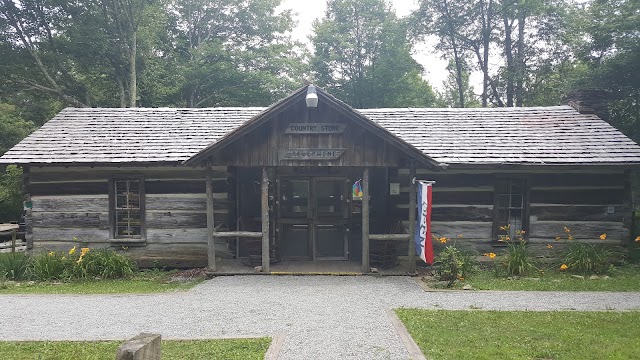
[279, 177, 349, 260]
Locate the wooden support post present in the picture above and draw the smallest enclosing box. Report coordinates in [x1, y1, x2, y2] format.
[206, 165, 216, 271]
[408, 162, 417, 274]
[361, 168, 370, 273]
[11, 229, 16, 253]
[22, 165, 32, 250]
[261, 167, 270, 272]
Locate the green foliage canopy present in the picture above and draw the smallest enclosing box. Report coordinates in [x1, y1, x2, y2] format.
[311, 0, 436, 108]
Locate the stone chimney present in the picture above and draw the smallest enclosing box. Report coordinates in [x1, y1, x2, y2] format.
[563, 89, 610, 121]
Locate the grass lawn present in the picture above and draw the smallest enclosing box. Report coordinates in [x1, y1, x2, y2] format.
[0, 338, 271, 360]
[396, 309, 640, 360]
[0, 270, 203, 294]
[465, 265, 640, 291]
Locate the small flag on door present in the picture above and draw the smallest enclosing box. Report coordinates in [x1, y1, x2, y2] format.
[415, 181, 434, 265]
[352, 180, 363, 199]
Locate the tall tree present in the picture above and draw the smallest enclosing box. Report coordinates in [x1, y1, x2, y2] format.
[437, 59, 480, 108]
[414, 0, 569, 107]
[94, 0, 151, 107]
[412, 0, 475, 107]
[312, 0, 435, 108]
[576, 0, 640, 142]
[0, 0, 89, 107]
[163, 0, 305, 107]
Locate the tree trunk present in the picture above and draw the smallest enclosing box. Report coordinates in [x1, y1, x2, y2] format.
[453, 46, 465, 107]
[516, 6, 525, 107]
[443, 0, 465, 107]
[479, 0, 494, 107]
[503, 15, 514, 107]
[116, 75, 126, 107]
[129, 30, 137, 108]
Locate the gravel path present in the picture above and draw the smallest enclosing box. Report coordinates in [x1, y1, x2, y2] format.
[2, 276, 640, 359]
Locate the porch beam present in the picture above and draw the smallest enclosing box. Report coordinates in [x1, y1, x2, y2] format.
[261, 167, 270, 272]
[206, 164, 216, 271]
[408, 161, 417, 274]
[361, 168, 370, 273]
[213, 231, 262, 238]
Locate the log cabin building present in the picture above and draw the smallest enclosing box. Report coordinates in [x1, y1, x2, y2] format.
[1, 85, 639, 273]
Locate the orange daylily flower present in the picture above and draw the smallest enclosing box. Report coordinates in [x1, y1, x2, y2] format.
[599, 233, 607, 240]
[547, 244, 553, 249]
[560, 264, 568, 271]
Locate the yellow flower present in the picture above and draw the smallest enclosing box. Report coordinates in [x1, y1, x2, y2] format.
[48, 251, 55, 257]
[439, 237, 448, 244]
[68, 246, 76, 255]
[555, 236, 561, 241]
[483, 252, 497, 260]
[568, 235, 574, 241]
[505, 236, 511, 241]
[560, 264, 568, 271]
[636, 236, 640, 242]
[599, 233, 607, 240]
[547, 244, 553, 249]
[500, 224, 511, 231]
[80, 247, 90, 256]
[563, 226, 571, 233]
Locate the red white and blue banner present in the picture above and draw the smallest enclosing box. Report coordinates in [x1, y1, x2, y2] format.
[415, 181, 434, 265]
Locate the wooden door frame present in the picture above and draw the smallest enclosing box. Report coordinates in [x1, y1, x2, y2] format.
[277, 175, 349, 261]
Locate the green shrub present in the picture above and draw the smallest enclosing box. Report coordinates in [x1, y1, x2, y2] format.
[434, 245, 475, 287]
[30, 247, 135, 281]
[0, 252, 30, 280]
[30, 251, 67, 281]
[501, 240, 537, 276]
[495, 225, 537, 277]
[79, 249, 135, 279]
[563, 242, 613, 275]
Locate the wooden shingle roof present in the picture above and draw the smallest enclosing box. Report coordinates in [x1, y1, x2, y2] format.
[361, 106, 640, 165]
[2, 105, 640, 166]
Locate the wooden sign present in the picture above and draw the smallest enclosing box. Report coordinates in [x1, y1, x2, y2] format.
[282, 148, 346, 160]
[285, 123, 346, 134]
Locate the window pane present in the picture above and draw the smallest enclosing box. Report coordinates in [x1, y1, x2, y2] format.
[316, 180, 342, 217]
[281, 180, 309, 218]
[498, 194, 511, 208]
[494, 178, 527, 242]
[509, 209, 523, 237]
[113, 179, 142, 239]
[510, 194, 523, 208]
[511, 182, 523, 194]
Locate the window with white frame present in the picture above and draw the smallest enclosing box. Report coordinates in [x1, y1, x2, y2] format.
[493, 178, 528, 242]
[111, 178, 144, 239]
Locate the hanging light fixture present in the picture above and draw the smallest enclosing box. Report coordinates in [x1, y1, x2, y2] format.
[306, 85, 318, 108]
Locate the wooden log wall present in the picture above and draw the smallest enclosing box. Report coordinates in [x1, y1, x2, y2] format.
[28, 166, 235, 267]
[388, 167, 632, 255]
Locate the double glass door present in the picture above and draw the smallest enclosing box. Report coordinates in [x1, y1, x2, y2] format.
[279, 178, 348, 260]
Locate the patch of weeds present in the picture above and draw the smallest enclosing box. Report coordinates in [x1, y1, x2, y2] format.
[0, 252, 29, 280]
[432, 235, 476, 287]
